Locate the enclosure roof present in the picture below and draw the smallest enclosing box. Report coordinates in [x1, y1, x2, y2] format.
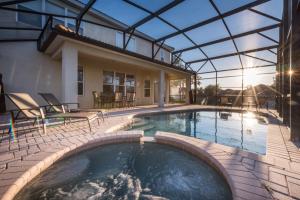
[0, 0, 282, 74]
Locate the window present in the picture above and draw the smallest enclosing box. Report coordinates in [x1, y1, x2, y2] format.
[103, 71, 135, 95]
[160, 49, 165, 61]
[103, 71, 114, 95]
[116, 31, 123, 48]
[78, 67, 84, 95]
[144, 80, 151, 97]
[45, 0, 65, 26]
[67, 10, 83, 34]
[115, 72, 125, 95]
[126, 74, 135, 93]
[126, 35, 136, 52]
[17, 4, 42, 27]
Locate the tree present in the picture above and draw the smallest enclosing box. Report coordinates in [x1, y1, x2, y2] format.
[204, 84, 220, 97]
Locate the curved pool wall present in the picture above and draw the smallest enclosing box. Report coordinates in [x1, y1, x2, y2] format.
[128, 109, 268, 154]
[14, 142, 232, 200]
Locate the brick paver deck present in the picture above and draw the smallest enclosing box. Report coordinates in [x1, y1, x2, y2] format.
[0, 105, 299, 200]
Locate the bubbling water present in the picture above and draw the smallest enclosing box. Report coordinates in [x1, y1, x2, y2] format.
[15, 143, 232, 200]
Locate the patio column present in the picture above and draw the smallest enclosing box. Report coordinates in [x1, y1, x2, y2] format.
[159, 70, 165, 107]
[61, 43, 78, 109]
[186, 75, 191, 104]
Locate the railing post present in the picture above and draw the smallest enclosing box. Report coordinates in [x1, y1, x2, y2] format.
[37, 15, 53, 51]
[215, 71, 218, 106]
[152, 42, 154, 59]
[194, 73, 197, 104]
[123, 31, 126, 50]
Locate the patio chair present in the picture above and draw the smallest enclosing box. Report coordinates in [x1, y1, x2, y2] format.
[6, 93, 101, 133]
[92, 91, 101, 108]
[39, 92, 104, 121]
[114, 92, 124, 108]
[126, 92, 136, 107]
[100, 92, 114, 109]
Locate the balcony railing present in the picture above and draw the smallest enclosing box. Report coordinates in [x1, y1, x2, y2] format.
[37, 17, 192, 73]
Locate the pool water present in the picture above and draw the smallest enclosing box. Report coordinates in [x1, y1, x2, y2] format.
[129, 110, 268, 154]
[15, 143, 232, 200]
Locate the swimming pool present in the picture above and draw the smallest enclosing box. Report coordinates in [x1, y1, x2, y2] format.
[129, 110, 268, 154]
[15, 143, 232, 200]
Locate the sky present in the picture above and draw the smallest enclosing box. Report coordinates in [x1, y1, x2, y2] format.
[81, 0, 282, 88]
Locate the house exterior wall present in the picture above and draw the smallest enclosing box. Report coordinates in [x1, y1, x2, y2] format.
[0, 41, 174, 110]
[0, 42, 61, 109]
[0, 0, 172, 63]
[78, 56, 165, 108]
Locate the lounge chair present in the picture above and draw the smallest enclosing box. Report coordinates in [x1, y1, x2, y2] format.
[6, 93, 102, 133]
[39, 92, 104, 120]
[39, 93, 78, 113]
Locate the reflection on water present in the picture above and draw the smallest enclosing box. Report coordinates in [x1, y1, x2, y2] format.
[129, 111, 267, 154]
[15, 143, 232, 200]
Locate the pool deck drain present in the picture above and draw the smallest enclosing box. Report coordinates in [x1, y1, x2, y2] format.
[0, 105, 299, 200]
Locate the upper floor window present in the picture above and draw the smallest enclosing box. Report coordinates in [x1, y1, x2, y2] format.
[160, 49, 165, 62]
[115, 32, 136, 52]
[67, 10, 83, 34]
[78, 66, 84, 95]
[17, 2, 42, 27]
[45, 0, 65, 26]
[126, 36, 136, 52]
[116, 31, 123, 48]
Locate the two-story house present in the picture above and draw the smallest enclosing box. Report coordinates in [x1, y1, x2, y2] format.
[0, 0, 193, 109]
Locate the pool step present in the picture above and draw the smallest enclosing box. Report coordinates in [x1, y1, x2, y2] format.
[132, 124, 155, 132]
[132, 120, 148, 128]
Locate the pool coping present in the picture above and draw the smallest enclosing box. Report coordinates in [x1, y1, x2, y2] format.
[5, 130, 269, 200]
[0, 105, 299, 200]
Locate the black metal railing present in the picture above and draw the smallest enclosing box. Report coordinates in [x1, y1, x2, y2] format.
[37, 16, 53, 51]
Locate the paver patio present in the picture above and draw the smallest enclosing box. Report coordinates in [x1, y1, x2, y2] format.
[0, 105, 299, 200]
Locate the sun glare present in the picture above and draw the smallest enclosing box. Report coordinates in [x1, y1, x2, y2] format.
[244, 68, 260, 86]
[244, 112, 256, 128]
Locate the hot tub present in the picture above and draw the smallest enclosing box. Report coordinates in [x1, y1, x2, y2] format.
[15, 143, 232, 200]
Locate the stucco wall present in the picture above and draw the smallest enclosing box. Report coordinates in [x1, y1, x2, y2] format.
[0, 42, 61, 110]
[78, 56, 163, 108]
[0, 41, 172, 109]
[0, 1, 172, 62]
